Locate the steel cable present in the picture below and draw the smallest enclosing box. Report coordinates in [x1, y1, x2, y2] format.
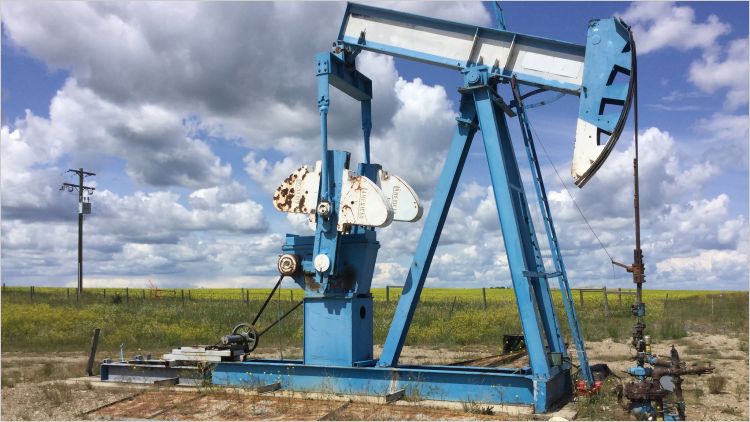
[525, 119, 616, 265]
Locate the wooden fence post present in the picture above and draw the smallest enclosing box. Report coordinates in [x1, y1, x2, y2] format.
[30, 286, 34, 301]
[86, 328, 101, 376]
[602, 286, 610, 316]
[126, 287, 129, 302]
[579, 289, 584, 308]
[386, 286, 390, 304]
[482, 288, 487, 309]
[618, 288, 622, 306]
[241, 288, 245, 303]
[103, 289, 106, 298]
[449, 296, 458, 317]
[67, 288, 70, 299]
[188, 290, 191, 301]
[246, 290, 250, 305]
[290, 290, 293, 303]
[711, 296, 714, 315]
[142, 289, 146, 300]
[181, 289, 185, 306]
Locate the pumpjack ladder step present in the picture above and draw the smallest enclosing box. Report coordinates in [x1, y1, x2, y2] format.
[522, 270, 562, 279]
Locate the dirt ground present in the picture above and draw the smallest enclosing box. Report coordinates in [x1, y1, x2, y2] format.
[1, 332, 747, 420]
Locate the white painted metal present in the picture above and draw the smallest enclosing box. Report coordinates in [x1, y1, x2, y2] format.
[337, 169, 393, 231]
[314, 254, 331, 272]
[378, 170, 423, 222]
[342, 14, 584, 87]
[345, 14, 474, 65]
[273, 161, 321, 217]
[571, 118, 603, 181]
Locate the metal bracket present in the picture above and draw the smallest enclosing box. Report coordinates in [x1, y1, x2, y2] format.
[385, 388, 406, 403]
[522, 270, 562, 279]
[257, 381, 282, 393]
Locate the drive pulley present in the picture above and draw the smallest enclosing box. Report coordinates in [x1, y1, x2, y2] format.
[222, 273, 303, 356]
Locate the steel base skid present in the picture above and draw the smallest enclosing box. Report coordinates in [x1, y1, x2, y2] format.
[211, 359, 573, 413]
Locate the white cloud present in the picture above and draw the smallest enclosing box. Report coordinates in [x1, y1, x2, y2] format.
[656, 249, 747, 288]
[1, 80, 232, 195]
[0, 1, 493, 287]
[618, 2, 730, 54]
[695, 113, 749, 170]
[1, 1, 746, 292]
[688, 38, 749, 110]
[618, 2, 746, 111]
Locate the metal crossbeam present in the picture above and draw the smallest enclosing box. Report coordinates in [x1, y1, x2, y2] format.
[339, 2, 585, 94]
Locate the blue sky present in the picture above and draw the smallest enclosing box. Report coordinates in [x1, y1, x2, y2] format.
[1, 1, 748, 290]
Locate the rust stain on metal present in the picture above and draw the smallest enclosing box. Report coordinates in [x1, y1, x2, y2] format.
[305, 274, 321, 291]
[274, 167, 311, 213]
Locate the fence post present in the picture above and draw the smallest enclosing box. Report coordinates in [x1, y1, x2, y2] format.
[30, 286, 34, 301]
[711, 296, 714, 315]
[126, 287, 129, 302]
[618, 288, 622, 306]
[482, 288, 487, 309]
[181, 289, 185, 306]
[142, 289, 146, 300]
[103, 289, 106, 298]
[86, 328, 101, 376]
[2, 283, 4, 293]
[579, 289, 584, 308]
[602, 286, 610, 316]
[290, 290, 293, 303]
[67, 288, 70, 299]
[449, 296, 458, 317]
[246, 290, 250, 305]
[664, 293, 669, 311]
[386, 286, 390, 304]
[188, 290, 191, 301]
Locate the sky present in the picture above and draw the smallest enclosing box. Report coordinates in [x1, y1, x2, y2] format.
[1, 1, 748, 291]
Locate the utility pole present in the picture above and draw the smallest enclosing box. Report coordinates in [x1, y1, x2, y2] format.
[61, 168, 96, 299]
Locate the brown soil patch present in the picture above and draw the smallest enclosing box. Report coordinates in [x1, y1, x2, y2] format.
[1, 332, 747, 420]
[91, 390, 510, 420]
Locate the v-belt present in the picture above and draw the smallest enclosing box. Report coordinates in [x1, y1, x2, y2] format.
[250, 275, 303, 339]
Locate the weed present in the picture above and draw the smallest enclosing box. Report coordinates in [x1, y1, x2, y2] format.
[2, 375, 16, 388]
[41, 381, 74, 406]
[734, 382, 748, 401]
[40, 362, 55, 378]
[720, 405, 741, 416]
[575, 378, 625, 420]
[403, 383, 422, 402]
[689, 387, 704, 401]
[707, 376, 727, 394]
[1, 289, 746, 352]
[461, 400, 494, 415]
[657, 318, 687, 340]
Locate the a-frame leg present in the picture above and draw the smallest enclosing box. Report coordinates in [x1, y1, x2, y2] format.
[378, 94, 478, 367]
[472, 87, 566, 378]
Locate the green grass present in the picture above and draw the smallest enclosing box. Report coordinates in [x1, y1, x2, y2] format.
[1, 286, 746, 354]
